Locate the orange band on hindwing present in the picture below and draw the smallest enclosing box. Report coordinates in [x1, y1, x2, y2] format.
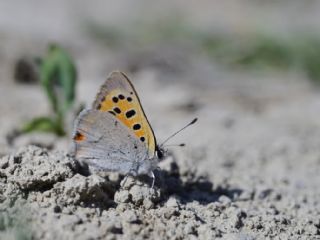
[73, 131, 86, 141]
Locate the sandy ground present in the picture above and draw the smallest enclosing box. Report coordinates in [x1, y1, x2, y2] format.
[1, 1, 320, 239]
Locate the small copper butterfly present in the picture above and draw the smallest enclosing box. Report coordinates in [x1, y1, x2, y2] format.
[72, 71, 197, 187]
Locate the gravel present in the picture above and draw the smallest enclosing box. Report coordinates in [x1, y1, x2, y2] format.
[0, 143, 319, 239]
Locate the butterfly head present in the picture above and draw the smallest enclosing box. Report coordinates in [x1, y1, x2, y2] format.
[155, 145, 166, 160]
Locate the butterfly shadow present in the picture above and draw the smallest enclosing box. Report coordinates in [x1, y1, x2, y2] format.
[152, 161, 243, 205]
[73, 158, 243, 209]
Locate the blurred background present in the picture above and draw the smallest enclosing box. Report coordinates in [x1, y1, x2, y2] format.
[2, 2, 320, 238]
[1, 0, 320, 175]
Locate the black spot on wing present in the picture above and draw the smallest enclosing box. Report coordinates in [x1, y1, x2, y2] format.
[140, 137, 145, 142]
[113, 107, 121, 114]
[133, 124, 141, 130]
[112, 96, 118, 103]
[118, 94, 125, 100]
[126, 109, 136, 118]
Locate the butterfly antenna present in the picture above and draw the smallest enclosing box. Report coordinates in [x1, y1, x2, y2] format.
[164, 143, 186, 147]
[160, 118, 198, 147]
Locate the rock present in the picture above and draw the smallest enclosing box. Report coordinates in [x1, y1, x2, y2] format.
[165, 196, 180, 208]
[143, 198, 154, 210]
[50, 174, 113, 207]
[1, 146, 75, 192]
[0, 143, 319, 239]
[122, 210, 139, 223]
[218, 195, 232, 205]
[116, 176, 161, 207]
[114, 190, 131, 203]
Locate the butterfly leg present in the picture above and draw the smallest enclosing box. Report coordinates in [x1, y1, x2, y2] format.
[149, 171, 155, 188]
[121, 174, 130, 189]
[121, 165, 138, 189]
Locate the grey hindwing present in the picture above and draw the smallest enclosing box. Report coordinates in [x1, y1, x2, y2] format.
[73, 109, 149, 174]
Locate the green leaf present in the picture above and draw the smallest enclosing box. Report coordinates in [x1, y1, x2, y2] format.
[21, 117, 65, 136]
[40, 44, 77, 116]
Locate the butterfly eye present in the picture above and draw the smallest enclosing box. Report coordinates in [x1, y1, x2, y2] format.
[156, 147, 164, 159]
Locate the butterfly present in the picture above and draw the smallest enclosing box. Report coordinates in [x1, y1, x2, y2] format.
[72, 71, 164, 187]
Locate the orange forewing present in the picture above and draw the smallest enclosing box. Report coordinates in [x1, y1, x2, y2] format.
[92, 71, 156, 157]
[98, 89, 145, 140]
